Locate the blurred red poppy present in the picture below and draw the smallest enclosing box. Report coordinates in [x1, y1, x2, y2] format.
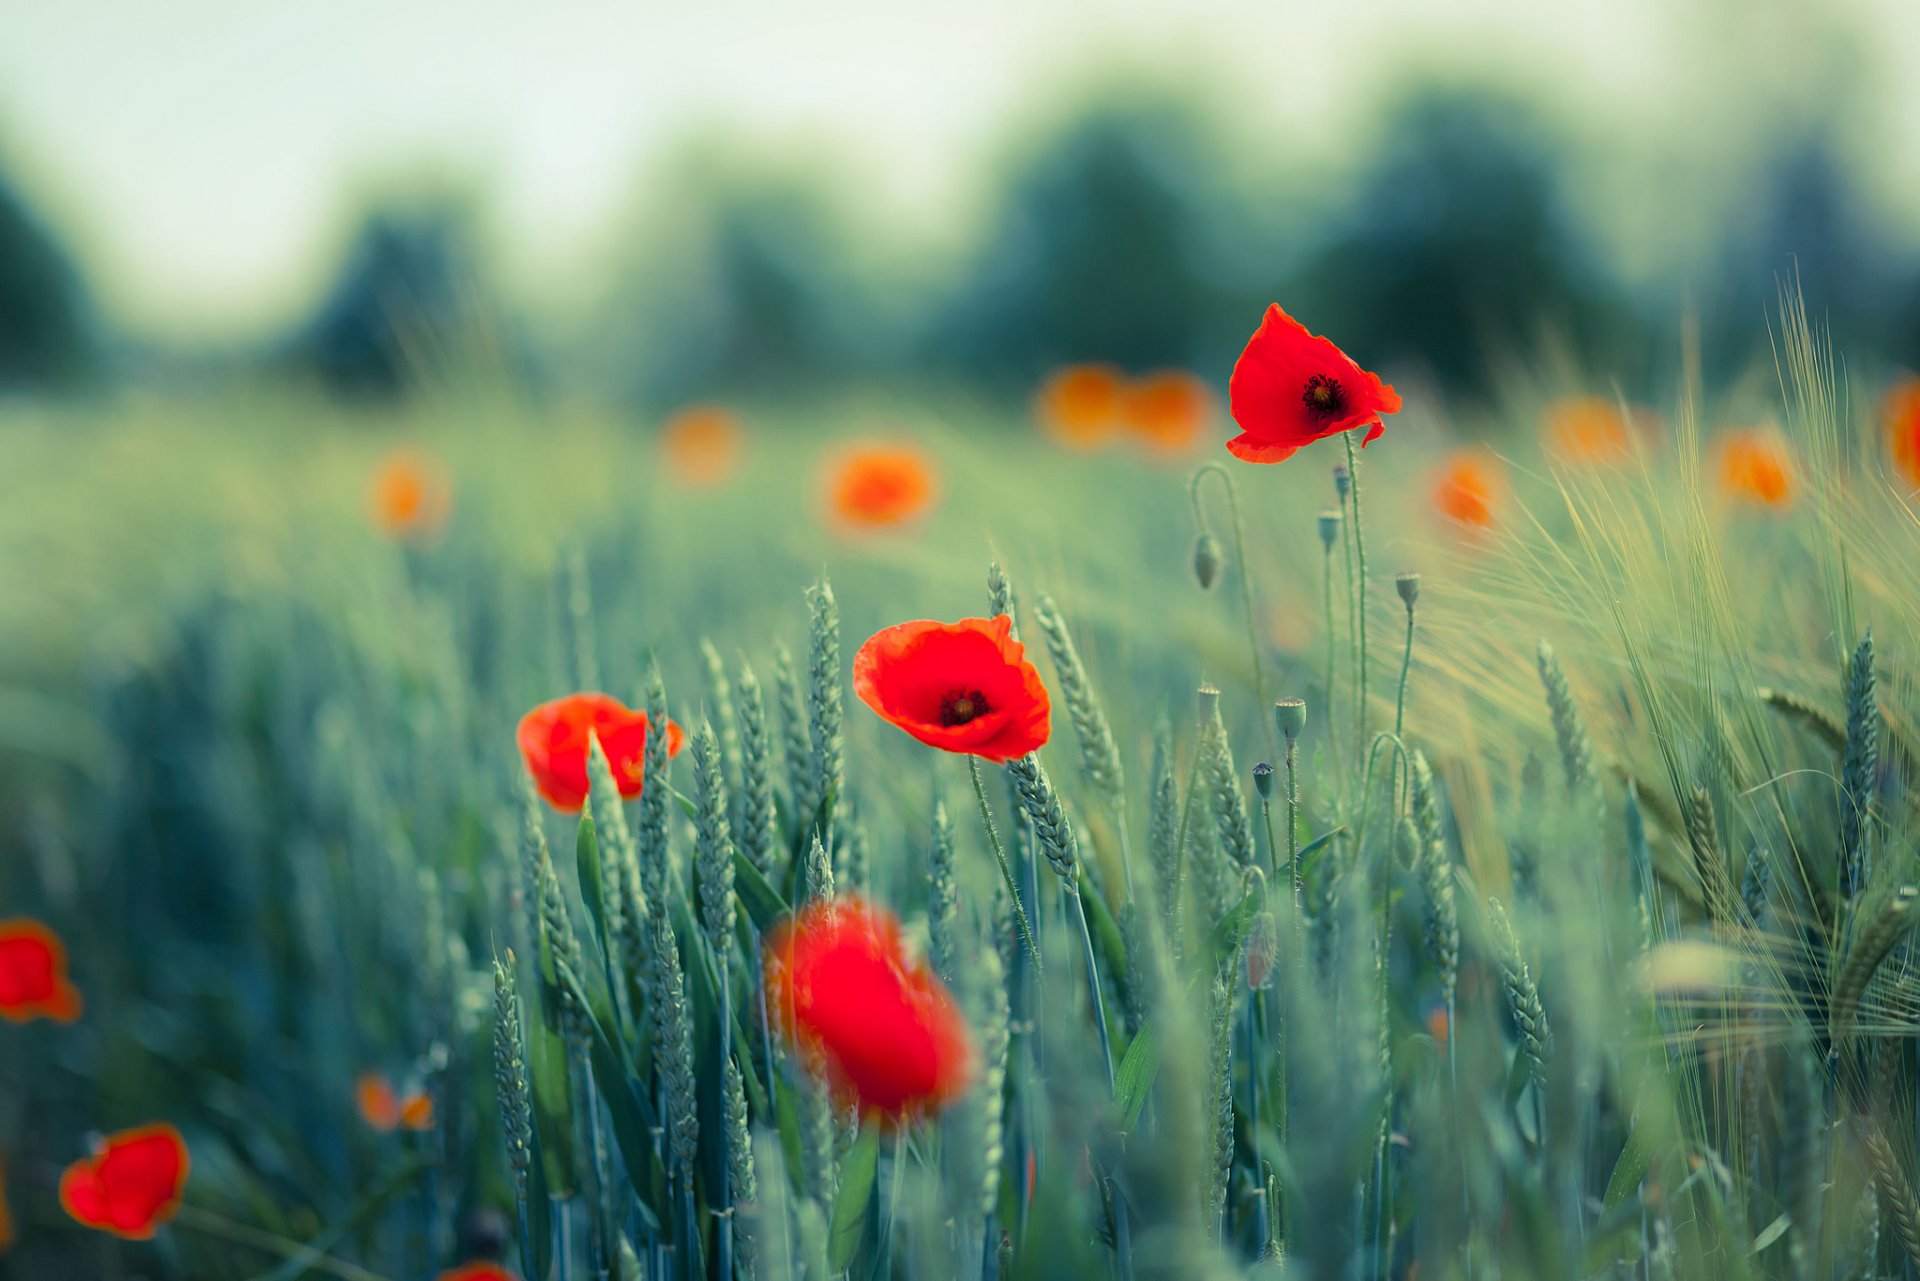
[660, 405, 745, 489]
[765, 897, 973, 1118]
[437, 1263, 518, 1281]
[852, 616, 1050, 763]
[1122, 371, 1215, 459]
[1226, 303, 1402, 464]
[516, 693, 686, 813]
[1431, 451, 1507, 531]
[1882, 376, 1920, 492]
[59, 1124, 190, 1240]
[357, 1073, 435, 1132]
[1034, 364, 1127, 451]
[1714, 428, 1795, 510]
[827, 444, 939, 530]
[1540, 397, 1657, 465]
[0, 919, 82, 1024]
[368, 448, 452, 540]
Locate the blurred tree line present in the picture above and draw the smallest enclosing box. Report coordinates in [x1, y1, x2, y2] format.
[4, 78, 1919, 407]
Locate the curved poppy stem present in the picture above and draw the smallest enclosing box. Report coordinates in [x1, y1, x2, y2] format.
[1322, 536, 1340, 781]
[1190, 463, 1275, 756]
[1394, 597, 1417, 741]
[969, 754, 1041, 974]
[1343, 432, 1371, 771]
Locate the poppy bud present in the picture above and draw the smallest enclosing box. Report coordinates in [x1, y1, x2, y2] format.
[1317, 508, 1342, 550]
[1332, 464, 1352, 501]
[1274, 697, 1306, 742]
[1193, 532, 1225, 590]
[1252, 761, 1274, 799]
[1246, 908, 1280, 990]
[1395, 571, 1422, 608]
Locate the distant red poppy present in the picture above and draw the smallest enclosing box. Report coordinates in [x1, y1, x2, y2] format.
[0, 919, 82, 1024]
[852, 616, 1050, 763]
[59, 1124, 190, 1240]
[1541, 397, 1657, 465]
[1714, 428, 1795, 510]
[765, 896, 973, 1118]
[660, 405, 745, 489]
[1034, 364, 1127, 450]
[357, 1073, 435, 1132]
[437, 1263, 518, 1281]
[1883, 376, 1920, 492]
[1431, 451, 1507, 531]
[1226, 304, 1402, 464]
[1122, 371, 1215, 458]
[827, 445, 939, 530]
[368, 448, 452, 540]
[516, 693, 686, 813]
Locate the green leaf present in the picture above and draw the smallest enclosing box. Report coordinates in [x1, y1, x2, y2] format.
[1602, 1120, 1654, 1212]
[829, 1119, 881, 1272]
[734, 847, 791, 932]
[1749, 1212, 1791, 1256]
[1199, 887, 1261, 976]
[1080, 877, 1127, 986]
[576, 813, 608, 949]
[525, 1126, 554, 1281]
[1109, 1020, 1159, 1132]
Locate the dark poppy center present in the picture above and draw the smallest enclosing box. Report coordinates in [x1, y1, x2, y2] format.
[938, 688, 991, 727]
[1302, 373, 1346, 419]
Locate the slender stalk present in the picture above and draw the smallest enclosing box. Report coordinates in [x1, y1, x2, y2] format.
[1071, 883, 1132, 1280]
[1191, 463, 1276, 754]
[1394, 598, 1416, 739]
[970, 754, 1041, 973]
[1343, 437, 1376, 781]
[1322, 533, 1340, 775]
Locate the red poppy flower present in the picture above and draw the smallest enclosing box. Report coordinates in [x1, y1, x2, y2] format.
[1714, 428, 1795, 510]
[826, 444, 939, 530]
[357, 1073, 435, 1132]
[852, 616, 1050, 763]
[516, 693, 686, 813]
[1431, 451, 1507, 531]
[1883, 376, 1920, 492]
[437, 1264, 518, 1281]
[368, 448, 452, 540]
[1226, 304, 1402, 464]
[59, 1124, 190, 1240]
[764, 897, 973, 1118]
[0, 919, 82, 1024]
[660, 404, 745, 489]
[1034, 364, 1127, 451]
[1122, 370, 1215, 459]
[1540, 396, 1661, 465]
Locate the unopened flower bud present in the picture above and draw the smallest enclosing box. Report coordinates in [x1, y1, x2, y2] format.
[1274, 697, 1306, 742]
[1317, 509, 1342, 550]
[1252, 761, 1274, 800]
[1395, 571, 1422, 608]
[1246, 909, 1280, 990]
[1332, 464, 1352, 501]
[1193, 532, 1225, 590]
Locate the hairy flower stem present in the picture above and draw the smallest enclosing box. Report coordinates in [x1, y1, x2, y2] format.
[1394, 597, 1416, 739]
[1191, 463, 1275, 756]
[969, 754, 1041, 974]
[1323, 539, 1340, 778]
[1344, 432, 1371, 772]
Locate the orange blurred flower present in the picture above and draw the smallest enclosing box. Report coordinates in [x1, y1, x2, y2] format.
[357, 1072, 435, 1132]
[368, 448, 452, 540]
[1883, 376, 1920, 492]
[438, 1262, 518, 1281]
[1034, 364, 1127, 451]
[59, 1124, 189, 1240]
[0, 918, 82, 1024]
[827, 444, 938, 530]
[1122, 371, 1215, 459]
[1430, 451, 1507, 531]
[1714, 428, 1795, 510]
[1425, 1005, 1450, 1046]
[1542, 396, 1648, 465]
[765, 896, 974, 1120]
[660, 405, 744, 489]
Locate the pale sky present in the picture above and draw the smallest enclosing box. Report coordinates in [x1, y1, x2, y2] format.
[3, 0, 1916, 339]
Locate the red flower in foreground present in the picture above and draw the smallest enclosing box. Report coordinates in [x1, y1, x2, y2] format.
[852, 616, 1050, 763]
[437, 1263, 519, 1281]
[0, 919, 82, 1024]
[59, 1124, 190, 1240]
[765, 897, 973, 1118]
[1226, 304, 1402, 464]
[517, 693, 686, 813]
